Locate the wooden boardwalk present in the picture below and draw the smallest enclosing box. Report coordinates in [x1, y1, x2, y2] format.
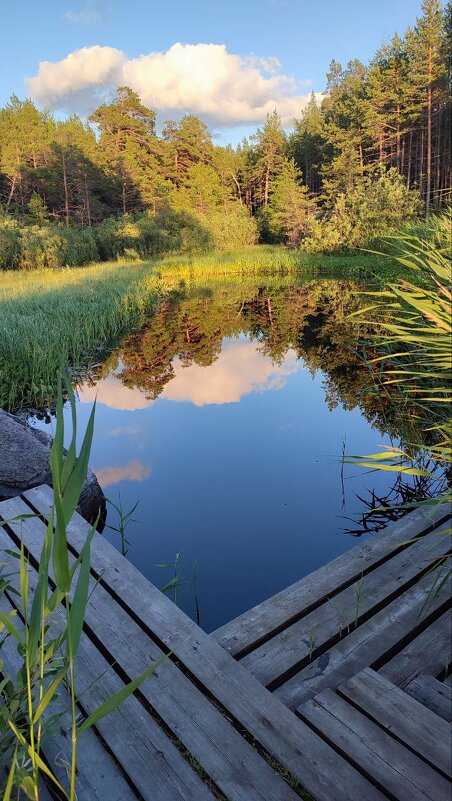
[0, 486, 451, 800]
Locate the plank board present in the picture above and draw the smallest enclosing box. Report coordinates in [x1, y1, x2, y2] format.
[239, 529, 450, 687]
[404, 675, 452, 723]
[212, 505, 450, 656]
[276, 566, 451, 709]
[0, 495, 299, 801]
[299, 688, 450, 801]
[19, 484, 387, 801]
[379, 608, 452, 688]
[338, 668, 452, 778]
[0, 520, 216, 801]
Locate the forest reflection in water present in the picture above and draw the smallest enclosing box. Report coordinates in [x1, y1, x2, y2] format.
[38, 275, 422, 631]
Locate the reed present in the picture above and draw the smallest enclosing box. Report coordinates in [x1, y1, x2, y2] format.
[0, 376, 162, 799]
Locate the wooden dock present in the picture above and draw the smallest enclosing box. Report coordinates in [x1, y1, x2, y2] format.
[0, 485, 451, 800]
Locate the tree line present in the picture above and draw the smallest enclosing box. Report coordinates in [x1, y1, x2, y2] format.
[0, 0, 449, 260]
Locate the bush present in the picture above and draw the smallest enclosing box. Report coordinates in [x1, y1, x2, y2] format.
[303, 167, 422, 253]
[0, 216, 21, 269]
[201, 206, 258, 250]
[0, 209, 214, 270]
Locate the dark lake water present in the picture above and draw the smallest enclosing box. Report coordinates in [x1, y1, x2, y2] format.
[33, 274, 405, 632]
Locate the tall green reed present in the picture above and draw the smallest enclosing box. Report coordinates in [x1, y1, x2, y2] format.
[0, 376, 163, 799]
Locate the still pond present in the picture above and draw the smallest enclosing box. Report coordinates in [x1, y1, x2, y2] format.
[33, 274, 405, 632]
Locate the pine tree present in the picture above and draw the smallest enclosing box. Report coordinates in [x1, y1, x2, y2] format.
[90, 87, 158, 214]
[321, 59, 368, 200]
[289, 93, 325, 195]
[162, 115, 213, 186]
[251, 111, 287, 209]
[267, 160, 317, 246]
[406, 0, 446, 216]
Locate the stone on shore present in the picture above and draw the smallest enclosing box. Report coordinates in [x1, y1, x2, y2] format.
[0, 409, 105, 526]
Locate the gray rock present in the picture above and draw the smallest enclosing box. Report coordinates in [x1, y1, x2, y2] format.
[0, 409, 105, 527]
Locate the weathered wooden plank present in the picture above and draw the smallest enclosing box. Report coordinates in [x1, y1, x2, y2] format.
[1, 496, 298, 801]
[404, 675, 452, 722]
[211, 505, 450, 656]
[0, 522, 215, 801]
[338, 668, 452, 778]
[21, 485, 387, 801]
[0, 591, 138, 801]
[379, 608, 452, 689]
[444, 674, 452, 688]
[278, 566, 451, 709]
[299, 689, 450, 801]
[239, 529, 450, 687]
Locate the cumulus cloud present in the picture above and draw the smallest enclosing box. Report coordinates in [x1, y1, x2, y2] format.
[27, 46, 125, 114]
[27, 42, 314, 127]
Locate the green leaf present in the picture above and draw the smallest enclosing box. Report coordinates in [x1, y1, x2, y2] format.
[52, 493, 70, 593]
[2, 744, 18, 801]
[8, 720, 68, 798]
[62, 401, 96, 525]
[69, 526, 95, 655]
[32, 665, 67, 723]
[0, 609, 24, 643]
[78, 655, 168, 734]
[60, 375, 78, 492]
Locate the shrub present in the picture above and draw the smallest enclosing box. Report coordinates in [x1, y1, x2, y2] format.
[0, 216, 21, 269]
[303, 167, 422, 252]
[200, 206, 258, 250]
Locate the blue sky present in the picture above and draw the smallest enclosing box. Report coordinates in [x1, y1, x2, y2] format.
[2, 0, 424, 143]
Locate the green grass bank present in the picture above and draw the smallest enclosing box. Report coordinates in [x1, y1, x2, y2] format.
[0, 246, 399, 412]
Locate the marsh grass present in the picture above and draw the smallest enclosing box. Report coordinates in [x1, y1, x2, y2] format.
[0, 246, 391, 412]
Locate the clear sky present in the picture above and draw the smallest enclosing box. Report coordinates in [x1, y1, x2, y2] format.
[2, 0, 424, 143]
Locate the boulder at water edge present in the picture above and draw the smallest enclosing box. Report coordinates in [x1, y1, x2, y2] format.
[0, 409, 105, 527]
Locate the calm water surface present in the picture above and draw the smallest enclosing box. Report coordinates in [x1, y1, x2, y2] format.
[33, 276, 402, 632]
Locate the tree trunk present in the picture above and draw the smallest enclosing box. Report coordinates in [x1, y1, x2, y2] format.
[396, 104, 401, 170]
[407, 130, 413, 189]
[5, 174, 17, 210]
[84, 174, 92, 227]
[264, 164, 270, 207]
[62, 149, 70, 225]
[426, 83, 432, 219]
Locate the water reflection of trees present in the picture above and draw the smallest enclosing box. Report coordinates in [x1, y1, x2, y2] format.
[97, 278, 418, 442]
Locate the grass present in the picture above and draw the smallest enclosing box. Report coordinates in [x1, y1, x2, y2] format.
[0, 245, 397, 412]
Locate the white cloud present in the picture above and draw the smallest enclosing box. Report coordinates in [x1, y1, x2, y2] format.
[27, 42, 315, 127]
[27, 46, 125, 114]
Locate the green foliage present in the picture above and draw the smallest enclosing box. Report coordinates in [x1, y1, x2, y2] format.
[201, 206, 258, 250]
[266, 160, 317, 246]
[303, 168, 422, 252]
[0, 216, 21, 269]
[0, 202, 259, 270]
[349, 226, 451, 466]
[27, 192, 49, 223]
[0, 0, 449, 261]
